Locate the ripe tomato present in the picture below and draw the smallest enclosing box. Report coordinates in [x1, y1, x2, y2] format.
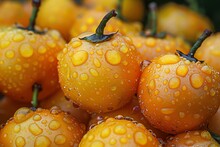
[80, 117, 160, 146]
[0, 107, 85, 146]
[58, 10, 141, 113]
[166, 130, 219, 146]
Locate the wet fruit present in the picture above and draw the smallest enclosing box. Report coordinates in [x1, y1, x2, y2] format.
[39, 89, 90, 124]
[166, 130, 219, 146]
[138, 30, 220, 134]
[58, 10, 141, 113]
[36, 0, 76, 41]
[0, 0, 66, 102]
[80, 117, 160, 146]
[0, 1, 30, 26]
[208, 106, 220, 138]
[0, 107, 85, 146]
[158, 3, 213, 42]
[196, 33, 220, 72]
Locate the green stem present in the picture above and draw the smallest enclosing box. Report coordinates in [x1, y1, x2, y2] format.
[96, 10, 117, 35]
[31, 83, 42, 108]
[80, 10, 118, 43]
[147, 2, 157, 36]
[176, 29, 212, 62]
[188, 29, 212, 58]
[27, 0, 41, 31]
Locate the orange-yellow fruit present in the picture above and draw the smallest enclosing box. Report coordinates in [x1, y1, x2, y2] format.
[121, 0, 145, 22]
[196, 33, 220, 72]
[208, 106, 220, 136]
[58, 33, 141, 113]
[89, 96, 169, 140]
[166, 130, 219, 146]
[39, 89, 90, 124]
[80, 117, 160, 146]
[36, 0, 76, 41]
[158, 3, 213, 42]
[0, 27, 66, 102]
[0, 1, 30, 26]
[0, 95, 30, 124]
[138, 54, 220, 134]
[84, 0, 118, 11]
[132, 35, 190, 61]
[0, 107, 85, 146]
[70, 10, 142, 38]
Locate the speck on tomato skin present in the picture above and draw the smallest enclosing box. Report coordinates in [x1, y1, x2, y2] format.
[138, 54, 220, 134]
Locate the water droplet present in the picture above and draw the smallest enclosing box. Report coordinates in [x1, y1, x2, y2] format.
[112, 40, 118, 47]
[174, 91, 180, 97]
[15, 64, 22, 71]
[96, 49, 103, 55]
[5, 50, 15, 59]
[114, 74, 119, 79]
[190, 74, 204, 89]
[101, 128, 110, 138]
[71, 51, 88, 66]
[120, 45, 129, 53]
[149, 80, 155, 90]
[35, 136, 51, 147]
[47, 41, 56, 48]
[105, 50, 121, 65]
[15, 136, 26, 147]
[161, 108, 174, 115]
[73, 72, 78, 78]
[88, 135, 94, 141]
[14, 125, 21, 133]
[111, 86, 117, 91]
[114, 125, 127, 135]
[54, 134, 66, 145]
[176, 65, 188, 77]
[71, 41, 82, 48]
[146, 37, 156, 47]
[109, 138, 117, 145]
[182, 85, 187, 91]
[93, 58, 101, 68]
[49, 120, 61, 130]
[179, 112, 185, 118]
[86, 17, 95, 25]
[29, 123, 43, 136]
[201, 66, 212, 75]
[193, 114, 200, 119]
[80, 73, 88, 81]
[157, 55, 180, 65]
[0, 40, 10, 48]
[201, 131, 211, 140]
[210, 89, 216, 96]
[120, 137, 128, 144]
[14, 107, 33, 123]
[91, 140, 104, 147]
[169, 77, 180, 89]
[13, 34, 25, 42]
[90, 69, 99, 77]
[19, 43, 34, 58]
[165, 68, 170, 74]
[38, 46, 47, 54]
[134, 132, 147, 145]
[185, 140, 194, 146]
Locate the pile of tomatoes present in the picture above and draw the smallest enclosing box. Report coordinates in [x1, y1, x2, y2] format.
[0, 0, 219, 146]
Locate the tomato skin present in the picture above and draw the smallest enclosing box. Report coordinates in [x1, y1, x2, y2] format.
[208, 107, 220, 136]
[138, 54, 220, 134]
[0, 27, 66, 102]
[158, 3, 213, 42]
[166, 130, 219, 146]
[132, 35, 190, 61]
[196, 33, 220, 73]
[39, 89, 90, 124]
[58, 33, 141, 113]
[36, 0, 76, 41]
[89, 96, 169, 140]
[80, 118, 160, 147]
[0, 107, 85, 146]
